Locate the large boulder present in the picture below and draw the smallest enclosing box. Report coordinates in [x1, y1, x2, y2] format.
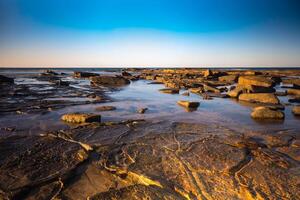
[218, 75, 238, 83]
[239, 93, 280, 104]
[0, 75, 14, 84]
[228, 85, 275, 98]
[238, 76, 275, 88]
[177, 100, 200, 108]
[251, 106, 284, 119]
[61, 113, 101, 123]
[90, 76, 130, 87]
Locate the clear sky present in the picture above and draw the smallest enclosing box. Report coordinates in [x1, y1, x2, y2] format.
[0, 0, 300, 67]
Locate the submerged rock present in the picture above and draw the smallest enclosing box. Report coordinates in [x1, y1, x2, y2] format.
[159, 88, 179, 94]
[61, 113, 101, 123]
[90, 76, 130, 87]
[251, 106, 285, 119]
[239, 93, 280, 104]
[95, 106, 116, 111]
[292, 106, 300, 116]
[177, 100, 200, 108]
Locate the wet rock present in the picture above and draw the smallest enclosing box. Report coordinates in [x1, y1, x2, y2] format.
[0, 75, 14, 84]
[292, 106, 300, 116]
[287, 88, 300, 96]
[74, 71, 99, 78]
[137, 108, 148, 114]
[238, 76, 275, 88]
[159, 88, 179, 94]
[61, 113, 101, 123]
[251, 106, 285, 119]
[90, 76, 130, 87]
[239, 93, 280, 104]
[95, 106, 116, 111]
[177, 100, 200, 108]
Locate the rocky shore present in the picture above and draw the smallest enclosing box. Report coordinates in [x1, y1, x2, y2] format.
[0, 68, 300, 200]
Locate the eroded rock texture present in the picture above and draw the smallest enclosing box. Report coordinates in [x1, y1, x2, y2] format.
[0, 120, 299, 200]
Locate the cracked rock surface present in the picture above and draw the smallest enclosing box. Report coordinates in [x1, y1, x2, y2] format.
[0, 120, 299, 200]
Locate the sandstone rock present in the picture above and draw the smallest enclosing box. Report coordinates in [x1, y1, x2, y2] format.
[287, 88, 300, 96]
[0, 75, 14, 84]
[203, 84, 221, 93]
[61, 113, 101, 123]
[189, 87, 203, 94]
[238, 76, 274, 87]
[282, 78, 300, 86]
[74, 71, 99, 78]
[239, 93, 280, 104]
[228, 86, 244, 98]
[95, 106, 116, 111]
[90, 76, 130, 87]
[218, 75, 238, 83]
[159, 88, 179, 94]
[292, 106, 300, 116]
[251, 106, 284, 119]
[203, 69, 212, 77]
[177, 100, 200, 108]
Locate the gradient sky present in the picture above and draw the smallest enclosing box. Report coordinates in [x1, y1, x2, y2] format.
[0, 0, 300, 67]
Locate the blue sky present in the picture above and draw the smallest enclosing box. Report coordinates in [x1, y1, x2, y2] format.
[0, 0, 300, 67]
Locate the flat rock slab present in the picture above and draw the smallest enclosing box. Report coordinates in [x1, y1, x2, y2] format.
[238, 76, 274, 87]
[0, 121, 299, 199]
[159, 88, 179, 94]
[251, 106, 285, 119]
[61, 113, 101, 123]
[239, 93, 280, 104]
[90, 76, 130, 87]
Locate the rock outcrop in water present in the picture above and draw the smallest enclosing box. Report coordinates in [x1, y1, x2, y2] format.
[251, 106, 285, 119]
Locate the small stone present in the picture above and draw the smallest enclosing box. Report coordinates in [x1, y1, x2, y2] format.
[61, 113, 101, 123]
